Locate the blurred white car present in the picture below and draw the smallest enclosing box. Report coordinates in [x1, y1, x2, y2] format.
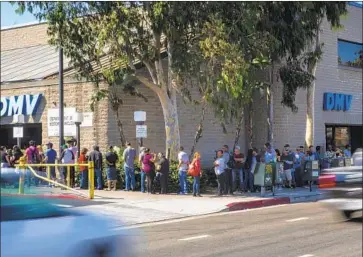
[1, 193, 135, 257]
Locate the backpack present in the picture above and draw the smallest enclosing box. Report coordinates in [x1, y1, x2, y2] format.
[244, 160, 250, 170]
[227, 153, 235, 168]
[30, 148, 40, 164]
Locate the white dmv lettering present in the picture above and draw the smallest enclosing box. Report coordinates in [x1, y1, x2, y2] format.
[0, 94, 43, 117]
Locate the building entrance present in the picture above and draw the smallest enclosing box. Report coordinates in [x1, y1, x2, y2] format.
[325, 125, 363, 153]
[0, 123, 42, 149]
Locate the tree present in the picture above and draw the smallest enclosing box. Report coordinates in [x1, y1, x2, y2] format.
[16, 1, 211, 159]
[251, 2, 347, 147]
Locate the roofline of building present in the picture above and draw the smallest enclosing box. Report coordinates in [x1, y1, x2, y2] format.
[1, 20, 46, 31]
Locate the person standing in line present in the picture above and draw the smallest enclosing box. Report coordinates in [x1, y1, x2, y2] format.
[122, 142, 136, 191]
[275, 149, 281, 162]
[244, 148, 258, 193]
[156, 152, 169, 194]
[78, 147, 89, 189]
[281, 144, 294, 188]
[60, 143, 75, 188]
[222, 145, 233, 195]
[214, 150, 226, 196]
[323, 144, 335, 169]
[139, 147, 146, 193]
[178, 146, 189, 195]
[24, 140, 41, 187]
[0, 146, 11, 168]
[106, 146, 118, 191]
[264, 142, 276, 164]
[44, 142, 57, 185]
[232, 146, 244, 192]
[189, 152, 202, 197]
[88, 145, 103, 190]
[142, 148, 156, 194]
[344, 145, 352, 158]
[66, 140, 76, 187]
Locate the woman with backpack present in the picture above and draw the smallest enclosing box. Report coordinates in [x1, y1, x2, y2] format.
[188, 152, 202, 197]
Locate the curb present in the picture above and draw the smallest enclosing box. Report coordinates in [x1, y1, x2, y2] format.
[226, 197, 291, 211]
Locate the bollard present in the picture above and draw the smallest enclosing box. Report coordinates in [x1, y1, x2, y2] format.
[88, 161, 94, 199]
[47, 166, 51, 186]
[18, 157, 26, 194]
[67, 166, 71, 188]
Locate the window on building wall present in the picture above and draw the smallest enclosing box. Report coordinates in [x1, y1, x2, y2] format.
[338, 39, 363, 68]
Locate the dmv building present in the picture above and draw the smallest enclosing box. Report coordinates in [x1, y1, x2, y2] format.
[1, 3, 362, 162]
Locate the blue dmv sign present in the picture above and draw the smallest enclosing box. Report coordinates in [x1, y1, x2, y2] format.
[0, 94, 43, 117]
[323, 92, 352, 111]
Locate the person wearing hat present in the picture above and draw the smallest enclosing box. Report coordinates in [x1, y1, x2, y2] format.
[44, 142, 57, 184]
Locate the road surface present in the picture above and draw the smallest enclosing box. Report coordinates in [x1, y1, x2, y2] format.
[123, 202, 362, 257]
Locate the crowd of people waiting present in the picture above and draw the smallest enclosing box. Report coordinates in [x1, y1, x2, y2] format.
[0, 138, 354, 197]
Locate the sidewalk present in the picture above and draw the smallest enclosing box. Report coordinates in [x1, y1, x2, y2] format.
[2, 186, 323, 226]
[73, 187, 323, 226]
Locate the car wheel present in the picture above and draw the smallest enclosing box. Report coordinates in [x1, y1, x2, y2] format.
[342, 210, 353, 219]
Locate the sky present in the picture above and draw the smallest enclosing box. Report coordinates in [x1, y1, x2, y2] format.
[1, 2, 39, 28]
[1, 1, 363, 29]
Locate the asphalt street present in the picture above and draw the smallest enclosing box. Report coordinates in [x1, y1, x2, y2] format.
[124, 202, 362, 257]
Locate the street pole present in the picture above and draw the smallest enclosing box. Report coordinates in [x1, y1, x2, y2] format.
[59, 47, 64, 154]
[75, 122, 81, 159]
[17, 136, 21, 148]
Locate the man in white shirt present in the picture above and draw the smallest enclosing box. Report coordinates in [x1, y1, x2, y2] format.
[178, 146, 189, 195]
[214, 150, 226, 196]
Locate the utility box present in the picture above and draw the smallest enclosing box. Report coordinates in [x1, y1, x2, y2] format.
[254, 162, 275, 187]
[275, 162, 284, 185]
[331, 158, 344, 168]
[253, 162, 266, 186]
[302, 160, 320, 190]
[344, 158, 352, 167]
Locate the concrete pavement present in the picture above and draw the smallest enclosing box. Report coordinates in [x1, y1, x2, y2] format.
[2, 186, 324, 226]
[124, 202, 362, 257]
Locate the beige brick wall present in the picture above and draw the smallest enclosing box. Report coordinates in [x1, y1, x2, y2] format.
[1, 23, 48, 51]
[264, 5, 363, 152]
[313, 5, 363, 150]
[106, 77, 240, 165]
[0, 81, 109, 153]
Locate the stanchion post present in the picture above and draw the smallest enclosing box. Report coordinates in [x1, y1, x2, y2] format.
[88, 161, 94, 199]
[18, 157, 26, 194]
[67, 166, 71, 188]
[47, 166, 51, 186]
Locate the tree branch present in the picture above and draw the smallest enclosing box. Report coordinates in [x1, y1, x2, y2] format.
[135, 73, 161, 94]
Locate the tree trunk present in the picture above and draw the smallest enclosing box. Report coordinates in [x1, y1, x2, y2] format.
[114, 108, 127, 147]
[246, 102, 253, 150]
[189, 101, 207, 160]
[158, 90, 181, 161]
[305, 26, 321, 149]
[267, 65, 275, 147]
[233, 109, 244, 151]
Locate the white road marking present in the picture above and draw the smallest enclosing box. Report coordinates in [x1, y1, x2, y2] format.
[178, 235, 211, 241]
[53, 204, 73, 208]
[286, 217, 309, 222]
[298, 254, 314, 257]
[112, 204, 289, 231]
